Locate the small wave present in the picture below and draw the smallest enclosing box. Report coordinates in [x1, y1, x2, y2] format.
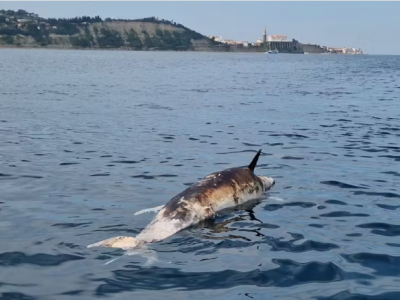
[0, 292, 38, 300]
[381, 127, 400, 131]
[317, 291, 400, 300]
[320, 181, 366, 189]
[269, 133, 309, 139]
[52, 222, 91, 228]
[264, 142, 284, 146]
[242, 142, 261, 146]
[357, 223, 400, 237]
[0, 252, 83, 267]
[320, 211, 369, 217]
[376, 204, 400, 210]
[325, 200, 347, 205]
[353, 191, 400, 198]
[281, 156, 304, 160]
[264, 202, 316, 211]
[131, 174, 178, 179]
[378, 155, 400, 161]
[217, 150, 267, 155]
[93, 259, 371, 294]
[342, 252, 400, 276]
[268, 239, 339, 252]
[111, 160, 140, 164]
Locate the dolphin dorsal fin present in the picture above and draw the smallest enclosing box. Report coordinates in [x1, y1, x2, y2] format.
[248, 149, 262, 172]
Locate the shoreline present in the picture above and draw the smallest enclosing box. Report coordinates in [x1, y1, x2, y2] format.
[0, 45, 370, 55]
[0, 45, 283, 54]
[0, 10, 366, 57]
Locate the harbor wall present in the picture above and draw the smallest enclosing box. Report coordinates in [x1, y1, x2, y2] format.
[298, 43, 325, 53]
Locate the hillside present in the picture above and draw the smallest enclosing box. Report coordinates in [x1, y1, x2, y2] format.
[0, 10, 214, 50]
[1, 9, 328, 53]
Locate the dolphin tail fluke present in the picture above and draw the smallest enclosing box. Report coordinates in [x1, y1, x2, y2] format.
[87, 236, 140, 250]
[248, 149, 262, 172]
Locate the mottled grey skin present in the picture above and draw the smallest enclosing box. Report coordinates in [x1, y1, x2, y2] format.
[163, 167, 268, 222]
[87, 150, 275, 249]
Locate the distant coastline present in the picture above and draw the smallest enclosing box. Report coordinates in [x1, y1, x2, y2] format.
[0, 44, 328, 55]
[0, 9, 363, 54]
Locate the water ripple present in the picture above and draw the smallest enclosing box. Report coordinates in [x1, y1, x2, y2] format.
[1, 50, 400, 299]
[320, 181, 367, 189]
[0, 252, 84, 266]
[356, 223, 400, 237]
[94, 260, 372, 294]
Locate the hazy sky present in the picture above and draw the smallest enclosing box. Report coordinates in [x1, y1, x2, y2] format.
[2, 1, 399, 54]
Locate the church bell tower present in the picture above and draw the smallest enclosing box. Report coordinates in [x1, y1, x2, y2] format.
[263, 26, 267, 43]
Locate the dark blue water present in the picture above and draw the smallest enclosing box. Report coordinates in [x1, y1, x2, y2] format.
[0, 49, 400, 299]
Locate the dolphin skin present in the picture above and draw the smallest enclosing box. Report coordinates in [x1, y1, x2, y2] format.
[87, 149, 275, 250]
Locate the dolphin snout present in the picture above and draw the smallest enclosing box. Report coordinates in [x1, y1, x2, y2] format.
[268, 177, 276, 187]
[259, 176, 275, 189]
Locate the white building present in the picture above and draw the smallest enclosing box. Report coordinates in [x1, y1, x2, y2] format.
[224, 39, 237, 45]
[208, 35, 222, 42]
[267, 35, 288, 42]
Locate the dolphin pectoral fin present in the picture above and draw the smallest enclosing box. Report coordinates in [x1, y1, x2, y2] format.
[268, 196, 284, 202]
[134, 205, 165, 216]
[104, 245, 159, 266]
[87, 236, 139, 250]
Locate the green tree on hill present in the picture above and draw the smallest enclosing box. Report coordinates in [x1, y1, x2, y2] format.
[0, 9, 209, 51]
[1, 35, 14, 45]
[48, 22, 80, 35]
[16, 9, 28, 16]
[0, 27, 23, 35]
[155, 28, 164, 37]
[70, 28, 93, 48]
[125, 28, 143, 49]
[141, 30, 153, 48]
[96, 27, 124, 48]
[26, 23, 51, 46]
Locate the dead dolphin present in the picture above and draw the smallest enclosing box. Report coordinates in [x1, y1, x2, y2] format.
[87, 149, 275, 250]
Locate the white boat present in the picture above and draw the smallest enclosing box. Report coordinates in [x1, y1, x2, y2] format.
[266, 49, 279, 54]
[304, 52, 309, 54]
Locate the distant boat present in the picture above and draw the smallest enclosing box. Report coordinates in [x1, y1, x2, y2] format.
[304, 52, 309, 54]
[266, 49, 279, 54]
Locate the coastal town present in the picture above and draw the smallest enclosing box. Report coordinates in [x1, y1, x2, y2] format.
[208, 27, 364, 55]
[0, 9, 364, 54]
